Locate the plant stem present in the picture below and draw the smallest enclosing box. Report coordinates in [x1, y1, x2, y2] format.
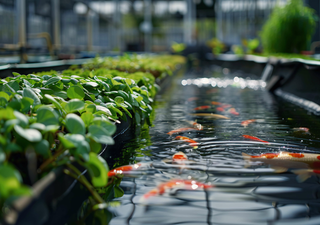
[64, 164, 104, 204]
[38, 144, 64, 173]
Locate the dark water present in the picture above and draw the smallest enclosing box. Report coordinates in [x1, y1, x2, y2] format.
[108, 66, 320, 225]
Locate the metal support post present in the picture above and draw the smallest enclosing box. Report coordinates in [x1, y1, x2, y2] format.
[143, 0, 152, 52]
[52, 0, 60, 52]
[17, 0, 27, 63]
[86, 9, 93, 52]
[112, 0, 121, 52]
[184, 0, 197, 45]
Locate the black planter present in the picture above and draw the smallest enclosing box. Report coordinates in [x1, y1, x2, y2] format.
[3, 115, 134, 225]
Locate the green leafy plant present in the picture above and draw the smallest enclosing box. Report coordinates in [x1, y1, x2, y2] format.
[0, 54, 185, 222]
[260, 0, 318, 54]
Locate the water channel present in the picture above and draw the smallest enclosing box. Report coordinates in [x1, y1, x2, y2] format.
[107, 65, 320, 225]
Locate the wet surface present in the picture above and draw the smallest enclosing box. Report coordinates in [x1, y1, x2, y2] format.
[108, 66, 320, 225]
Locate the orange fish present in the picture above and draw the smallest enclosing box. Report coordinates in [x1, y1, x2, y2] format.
[194, 105, 211, 110]
[211, 101, 222, 105]
[108, 163, 143, 177]
[167, 127, 197, 135]
[172, 151, 188, 162]
[216, 107, 225, 112]
[175, 136, 199, 148]
[241, 119, 256, 127]
[242, 135, 269, 143]
[142, 179, 213, 199]
[228, 108, 239, 116]
[206, 89, 218, 94]
[242, 151, 320, 172]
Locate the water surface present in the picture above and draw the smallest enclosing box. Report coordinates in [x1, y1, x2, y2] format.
[108, 66, 320, 225]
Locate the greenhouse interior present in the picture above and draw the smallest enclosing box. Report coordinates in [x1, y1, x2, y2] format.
[3, 0, 320, 225]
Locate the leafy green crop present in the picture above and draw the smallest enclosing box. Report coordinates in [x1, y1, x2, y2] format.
[0, 54, 185, 221]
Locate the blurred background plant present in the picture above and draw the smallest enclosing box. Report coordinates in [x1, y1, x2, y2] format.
[171, 42, 186, 54]
[232, 38, 260, 56]
[206, 38, 225, 55]
[260, 0, 318, 54]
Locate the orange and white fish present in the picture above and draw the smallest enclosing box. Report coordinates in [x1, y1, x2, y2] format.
[241, 119, 265, 127]
[142, 179, 214, 200]
[241, 119, 256, 127]
[162, 151, 192, 169]
[172, 151, 188, 162]
[108, 163, 143, 177]
[228, 108, 239, 116]
[194, 105, 211, 111]
[190, 113, 230, 120]
[293, 127, 310, 134]
[175, 136, 199, 148]
[185, 120, 203, 130]
[167, 127, 197, 135]
[242, 135, 269, 143]
[242, 151, 320, 172]
[293, 169, 320, 182]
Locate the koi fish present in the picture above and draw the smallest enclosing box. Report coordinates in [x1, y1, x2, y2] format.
[187, 97, 198, 102]
[206, 89, 218, 94]
[108, 163, 143, 177]
[194, 105, 211, 111]
[211, 101, 222, 105]
[175, 136, 199, 148]
[242, 135, 269, 143]
[162, 151, 193, 168]
[172, 151, 188, 162]
[187, 121, 203, 130]
[221, 104, 232, 109]
[293, 169, 320, 182]
[242, 151, 320, 172]
[216, 107, 225, 112]
[190, 113, 230, 120]
[241, 119, 256, 127]
[167, 127, 197, 135]
[142, 179, 213, 200]
[293, 127, 310, 134]
[228, 108, 239, 116]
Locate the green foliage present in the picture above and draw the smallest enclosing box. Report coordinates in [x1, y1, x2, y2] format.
[207, 38, 225, 55]
[261, 0, 318, 53]
[232, 38, 260, 56]
[0, 54, 185, 220]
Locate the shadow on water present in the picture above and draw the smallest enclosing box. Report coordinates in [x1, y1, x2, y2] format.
[107, 66, 320, 225]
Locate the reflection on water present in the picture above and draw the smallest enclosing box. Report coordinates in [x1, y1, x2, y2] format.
[108, 66, 320, 225]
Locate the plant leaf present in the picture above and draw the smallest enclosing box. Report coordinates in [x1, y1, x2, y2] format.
[65, 113, 85, 135]
[64, 99, 85, 113]
[67, 85, 85, 100]
[35, 140, 51, 158]
[23, 88, 41, 105]
[36, 107, 59, 126]
[43, 76, 61, 87]
[81, 112, 94, 127]
[14, 125, 42, 142]
[85, 152, 109, 187]
[88, 125, 114, 145]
